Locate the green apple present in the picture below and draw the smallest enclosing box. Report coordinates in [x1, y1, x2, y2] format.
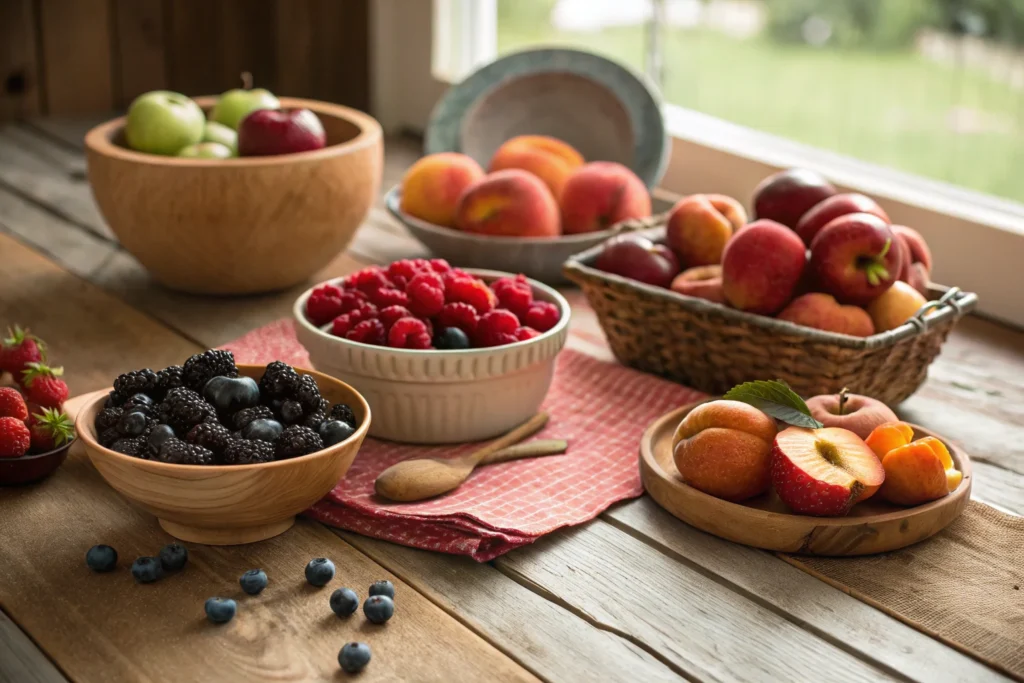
[202, 121, 237, 155]
[211, 73, 280, 130]
[177, 142, 233, 159]
[125, 90, 205, 156]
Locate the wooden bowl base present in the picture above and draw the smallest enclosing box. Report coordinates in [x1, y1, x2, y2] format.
[158, 517, 295, 546]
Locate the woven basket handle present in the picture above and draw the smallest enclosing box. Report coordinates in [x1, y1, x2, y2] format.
[909, 287, 963, 332]
[608, 212, 670, 236]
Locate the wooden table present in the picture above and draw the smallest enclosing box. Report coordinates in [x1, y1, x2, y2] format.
[1, 117, 1021, 683]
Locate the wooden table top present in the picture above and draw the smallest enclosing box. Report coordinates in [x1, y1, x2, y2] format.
[0, 117, 1021, 683]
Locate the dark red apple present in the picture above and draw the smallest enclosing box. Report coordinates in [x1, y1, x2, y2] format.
[795, 193, 890, 246]
[595, 235, 680, 288]
[810, 213, 904, 305]
[238, 108, 327, 157]
[752, 168, 837, 229]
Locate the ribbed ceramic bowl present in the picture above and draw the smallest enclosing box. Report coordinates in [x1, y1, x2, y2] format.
[385, 186, 617, 285]
[293, 269, 571, 444]
[74, 365, 370, 545]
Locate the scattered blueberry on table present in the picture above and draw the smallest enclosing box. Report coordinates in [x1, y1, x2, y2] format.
[85, 544, 118, 572]
[368, 580, 395, 599]
[204, 597, 237, 624]
[330, 588, 360, 617]
[239, 569, 268, 595]
[305, 557, 335, 587]
[363, 595, 394, 624]
[130, 556, 164, 584]
[158, 543, 189, 571]
[338, 642, 371, 673]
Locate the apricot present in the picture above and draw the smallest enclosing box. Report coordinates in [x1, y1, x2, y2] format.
[670, 265, 725, 304]
[665, 194, 746, 268]
[866, 280, 927, 333]
[864, 421, 914, 459]
[879, 437, 961, 506]
[488, 135, 584, 200]
[777, 293, 875, 337]
[672, 400, 778, 502]
[453, 169, 560, 238]
[560, 161, 651, 234]
[400, 152, 485, 227]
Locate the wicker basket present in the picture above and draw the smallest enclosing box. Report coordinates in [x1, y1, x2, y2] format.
[563, 223, 977, 405]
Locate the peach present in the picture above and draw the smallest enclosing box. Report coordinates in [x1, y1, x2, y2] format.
[892, 224, 932, 273]
[795, 193, 890, 246]
[866, 281, 927, 333]
[777, 293, 875, 337]
[806, 390, 899, 440]
[905, 262, 930, 296]
[721, 219, 807, 315]
[671, 400, 777, 502]
[864, 421, 914, 460]
[665, 194, 746, 267]
[560, 161, 651, 234]
[670, 265, 725, 303]
[879, 437, 962, 506]
[453, 169, 560, 238]
[488, 135, 584, 200]
[400, 152, 485, 227]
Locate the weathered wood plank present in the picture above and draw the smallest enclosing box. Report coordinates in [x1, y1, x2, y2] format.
[112, 0, 167, 107]
[166, 0, 223, 97]
[972, 460, 1024, 516]
[603, 498, 1010, 683]
[37, 0, 115, 115]
[0, 610, 68, 683]
[28, 114, 114, 150]
[218, 0, 277, 95]
[0, 0, 42, 120]
[498, 521, 896, 683]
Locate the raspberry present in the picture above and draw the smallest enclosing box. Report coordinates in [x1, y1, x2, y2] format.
[347, 267, 392, 292]
[406, 272, 445, 318]
[387, 318, 432, 349]
[524, 301, 561, 332]
[346, 319, 386, 345]
[306, 285, 345, 326]
[429, 259, 452, 273]
[387, 259, 431, 283]
[476, 310, 520, 347]
[492, 275, 533, 319]
[379, 305, 413, 330]
[446, 276, 496, 314]
[337, 290, 369, 314]
[437, 302, 479, 337]
[368, 287, 410, 309]
[514, 326, 541, 341]
[441, 268, 472, 288]
[331, 308, 373, 337]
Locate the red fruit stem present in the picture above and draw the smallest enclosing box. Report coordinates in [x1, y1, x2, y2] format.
[241, 71, 253, 90]
[838, 387, 849, 416]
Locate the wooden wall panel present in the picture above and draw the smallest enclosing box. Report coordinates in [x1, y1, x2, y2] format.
[165, 0, 223, 97]
[113, 0, 167, 107]
[0, 0, 42, 119]
[219, 0, 277, 94]
[38, 0, 115, 115]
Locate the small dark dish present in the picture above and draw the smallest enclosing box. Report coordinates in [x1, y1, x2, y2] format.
[0, 439, 75, 486]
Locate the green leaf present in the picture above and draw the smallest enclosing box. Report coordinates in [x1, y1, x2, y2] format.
[723, 380, 824, 429]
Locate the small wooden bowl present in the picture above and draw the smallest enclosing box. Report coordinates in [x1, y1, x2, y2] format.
[640, 403, 972, 556]
[0, 440, 74, 486]
[74, 365, 371, 545]
[84, 97, 383, 295]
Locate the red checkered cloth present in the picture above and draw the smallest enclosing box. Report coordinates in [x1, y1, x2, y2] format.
[223, 320, 703, 561]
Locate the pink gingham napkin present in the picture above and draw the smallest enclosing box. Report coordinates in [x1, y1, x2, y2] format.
[223, 320, 702, 560]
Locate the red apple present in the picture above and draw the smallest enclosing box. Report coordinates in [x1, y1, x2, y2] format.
[595, 234, 680, 288]
[752, 168, 837, 229]
[771, 426, 886, 516]
[795, 193, 890, 246]
[238, 108, 326, 157]
[809, 213, 904, 305]
[805, 390, 899, 440]
[721, 219, 807, 315]
[892, 224, 933, 274]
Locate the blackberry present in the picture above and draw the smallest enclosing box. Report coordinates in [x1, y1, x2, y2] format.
[111, 437, 145, 457]
[274, 425, 323, 459]
[182, 350, 238, 392]
[158, 439, 216, 466]
[301, 410, 326, 431]
[222, 439, 274, 465]
[258, 361, 298, 399]
[99, 427, 121, 448]
[294, 375, 322, 412]
[329, 403, 357, 427]
[278, 399, 304, 424]
[112, 368, 159, 403]
[186, 421, 233, 457]
[231, 405, 274, 430]
[155, 365, 184, 399]
[158, 387, 216, 433]
[95, 406, 124, 432]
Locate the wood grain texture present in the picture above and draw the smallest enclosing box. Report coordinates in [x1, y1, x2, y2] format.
[0, 0, 42, 120]
[112, 0, 167, 106]
[218, 0, 277, 95]
[37, 0, 115, 115]
[0, 610, 67, 683]
[165, 0, 222, 97]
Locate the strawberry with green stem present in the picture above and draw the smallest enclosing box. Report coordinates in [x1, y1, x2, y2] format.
[0, 326, 46, 377]
[28, 408, 75, 452]
[20, 362, 69, 409]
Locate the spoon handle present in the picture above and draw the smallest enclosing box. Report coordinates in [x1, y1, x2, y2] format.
[480, 439, 568, 465]
[465, 412, 550, 466]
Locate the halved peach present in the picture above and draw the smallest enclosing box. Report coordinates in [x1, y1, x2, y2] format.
[864, 421, 914, 460]
[879, 438, 961, 506]
[916, 436, 964, 491]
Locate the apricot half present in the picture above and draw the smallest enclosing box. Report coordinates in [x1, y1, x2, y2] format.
[879, 437, 961, 506]
[864, 421, 914, 460]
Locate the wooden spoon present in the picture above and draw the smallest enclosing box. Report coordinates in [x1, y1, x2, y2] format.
[374, 413, 561, 502]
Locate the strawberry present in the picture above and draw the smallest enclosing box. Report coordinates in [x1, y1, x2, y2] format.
[28, 408, 75, 452]
[0, 326, 46, 377]
[0, 387, 28, 421]
[20, 362, 69, 409]
[0, 416, 30, 458]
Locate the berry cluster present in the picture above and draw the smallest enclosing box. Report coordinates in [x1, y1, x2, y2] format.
[96, 350, 359, 466]
[304, 260, 561, 350]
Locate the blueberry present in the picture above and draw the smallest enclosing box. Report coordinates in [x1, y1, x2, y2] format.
[158, 543, 188, 571]
[147, 424, 176, 453]
[202, 376, 260, 415]
[304, 557, 335, 587]
[329, 588, 359, 617]
[318, 420, 355, 447]
[368, 580, 395, 599]
[241, 418, 283, 443]
[131, 556, 164, 583]
[434, 327, 470, 350]
[363, 595, 394, 624]
[239, 569, 268, 595]
[124, 393, 154, 415]
[204, 597, 237, 624]
[338, 642, 371, 673]
[117, 411, 148, 436]
[279, 400, 304, 423]
[85, 544, 117, 572]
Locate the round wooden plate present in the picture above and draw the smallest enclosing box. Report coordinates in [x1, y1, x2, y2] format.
[640, 403, 973, 556]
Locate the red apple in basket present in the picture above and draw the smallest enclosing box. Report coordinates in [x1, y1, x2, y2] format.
[772, 426, 885, 516]
[721, 219, 807, 315]
[595, 234, 679, 288]
[795, 193, 890, 246]
[810, 213, 904, 305]
[805, 389, 898, 440]
[238, 108, 327, 157]
[752, 168, 837, 229]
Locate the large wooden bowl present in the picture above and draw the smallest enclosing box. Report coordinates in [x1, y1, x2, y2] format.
[84, 97, 383, 295]
[640, 403, 972, 556]
[74, 365, 371, 545]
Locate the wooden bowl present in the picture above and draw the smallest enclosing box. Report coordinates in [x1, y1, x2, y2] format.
[84, 97, 383, 295]
[73, 365, 371, 545]
[0, 440, 74, 486]
[640, 403, 972, 556]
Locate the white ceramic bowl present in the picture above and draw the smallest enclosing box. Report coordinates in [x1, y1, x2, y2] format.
[293, 269, 571, 444]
